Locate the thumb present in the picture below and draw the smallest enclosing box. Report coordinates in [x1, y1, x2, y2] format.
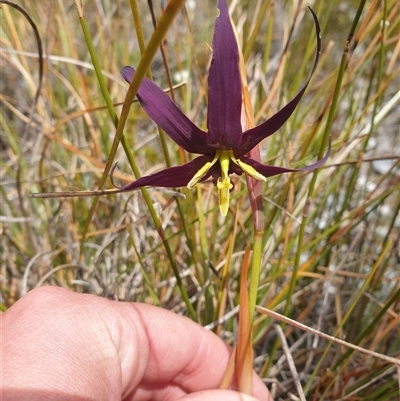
[176, 390, 265, 401]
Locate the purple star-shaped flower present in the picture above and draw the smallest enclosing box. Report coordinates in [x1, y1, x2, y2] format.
[119, 0, 328, 215]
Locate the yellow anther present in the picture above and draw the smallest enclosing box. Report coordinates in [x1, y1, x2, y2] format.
[231, 156, 266, 182]
[187, 152, 220, 189]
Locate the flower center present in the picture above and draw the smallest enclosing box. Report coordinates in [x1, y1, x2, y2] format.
[187, 150, 266, 216]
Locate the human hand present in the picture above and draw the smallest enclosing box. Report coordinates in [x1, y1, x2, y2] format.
[2, 286, 272, 401]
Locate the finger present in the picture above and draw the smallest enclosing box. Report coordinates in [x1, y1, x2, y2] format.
[2, 287, 271, 401]
[175, 389, 265, 401]
[116, 301, 270, 400]
[2, 287, 127, 401]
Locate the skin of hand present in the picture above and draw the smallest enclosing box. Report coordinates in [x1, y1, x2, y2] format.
[2, 286, 272, 401]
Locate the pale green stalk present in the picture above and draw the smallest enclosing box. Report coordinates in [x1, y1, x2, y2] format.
[248, 230, 263, 323]
[246, 147, 265, 323]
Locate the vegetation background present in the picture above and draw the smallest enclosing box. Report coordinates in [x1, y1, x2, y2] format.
[1, 0, 399, 399]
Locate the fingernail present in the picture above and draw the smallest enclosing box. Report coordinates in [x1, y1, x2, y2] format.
[237, 394, 261, 401]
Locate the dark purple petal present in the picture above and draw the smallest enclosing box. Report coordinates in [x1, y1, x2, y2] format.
[206, 0, 243, 150]
[239, 139, 331, 178]
[121, 66, 213, 155]
[120, 155, 215, 191]
[239, 8, 322, 155]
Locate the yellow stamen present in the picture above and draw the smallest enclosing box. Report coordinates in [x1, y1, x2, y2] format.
[230, 155, 267, 182]
[187, 150, 266, 216]
[187, 152, 220, 189]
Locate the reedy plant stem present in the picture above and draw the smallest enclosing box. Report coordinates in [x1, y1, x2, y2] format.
[129, 0, 146, 55]
[252, 179, 398, 346]
[256, 294, 400, 367]
[332, 286, 400, 370]
[129, 229, 161, 306]
[75, 0, 196, 319]
[305, 239, 394, 397]
[334, 0, 387, 225]
[242, 0, 270, 62]
[261, 1, 274, 74]
[260, 1, 368, 376]
[130, 0, 200, 271]
[346, 4, 389, 339]
[287, 0, 367, 319]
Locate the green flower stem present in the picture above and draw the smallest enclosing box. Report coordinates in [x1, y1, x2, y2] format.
[75, 0, 195, 319]
[248, 229, 263, 323]
[244, 191, 264, 375]
[246, 145, 265, 323]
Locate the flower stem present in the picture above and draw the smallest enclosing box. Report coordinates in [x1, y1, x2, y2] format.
[246, 148, 265, 322]
[248, 229, 263, 322]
